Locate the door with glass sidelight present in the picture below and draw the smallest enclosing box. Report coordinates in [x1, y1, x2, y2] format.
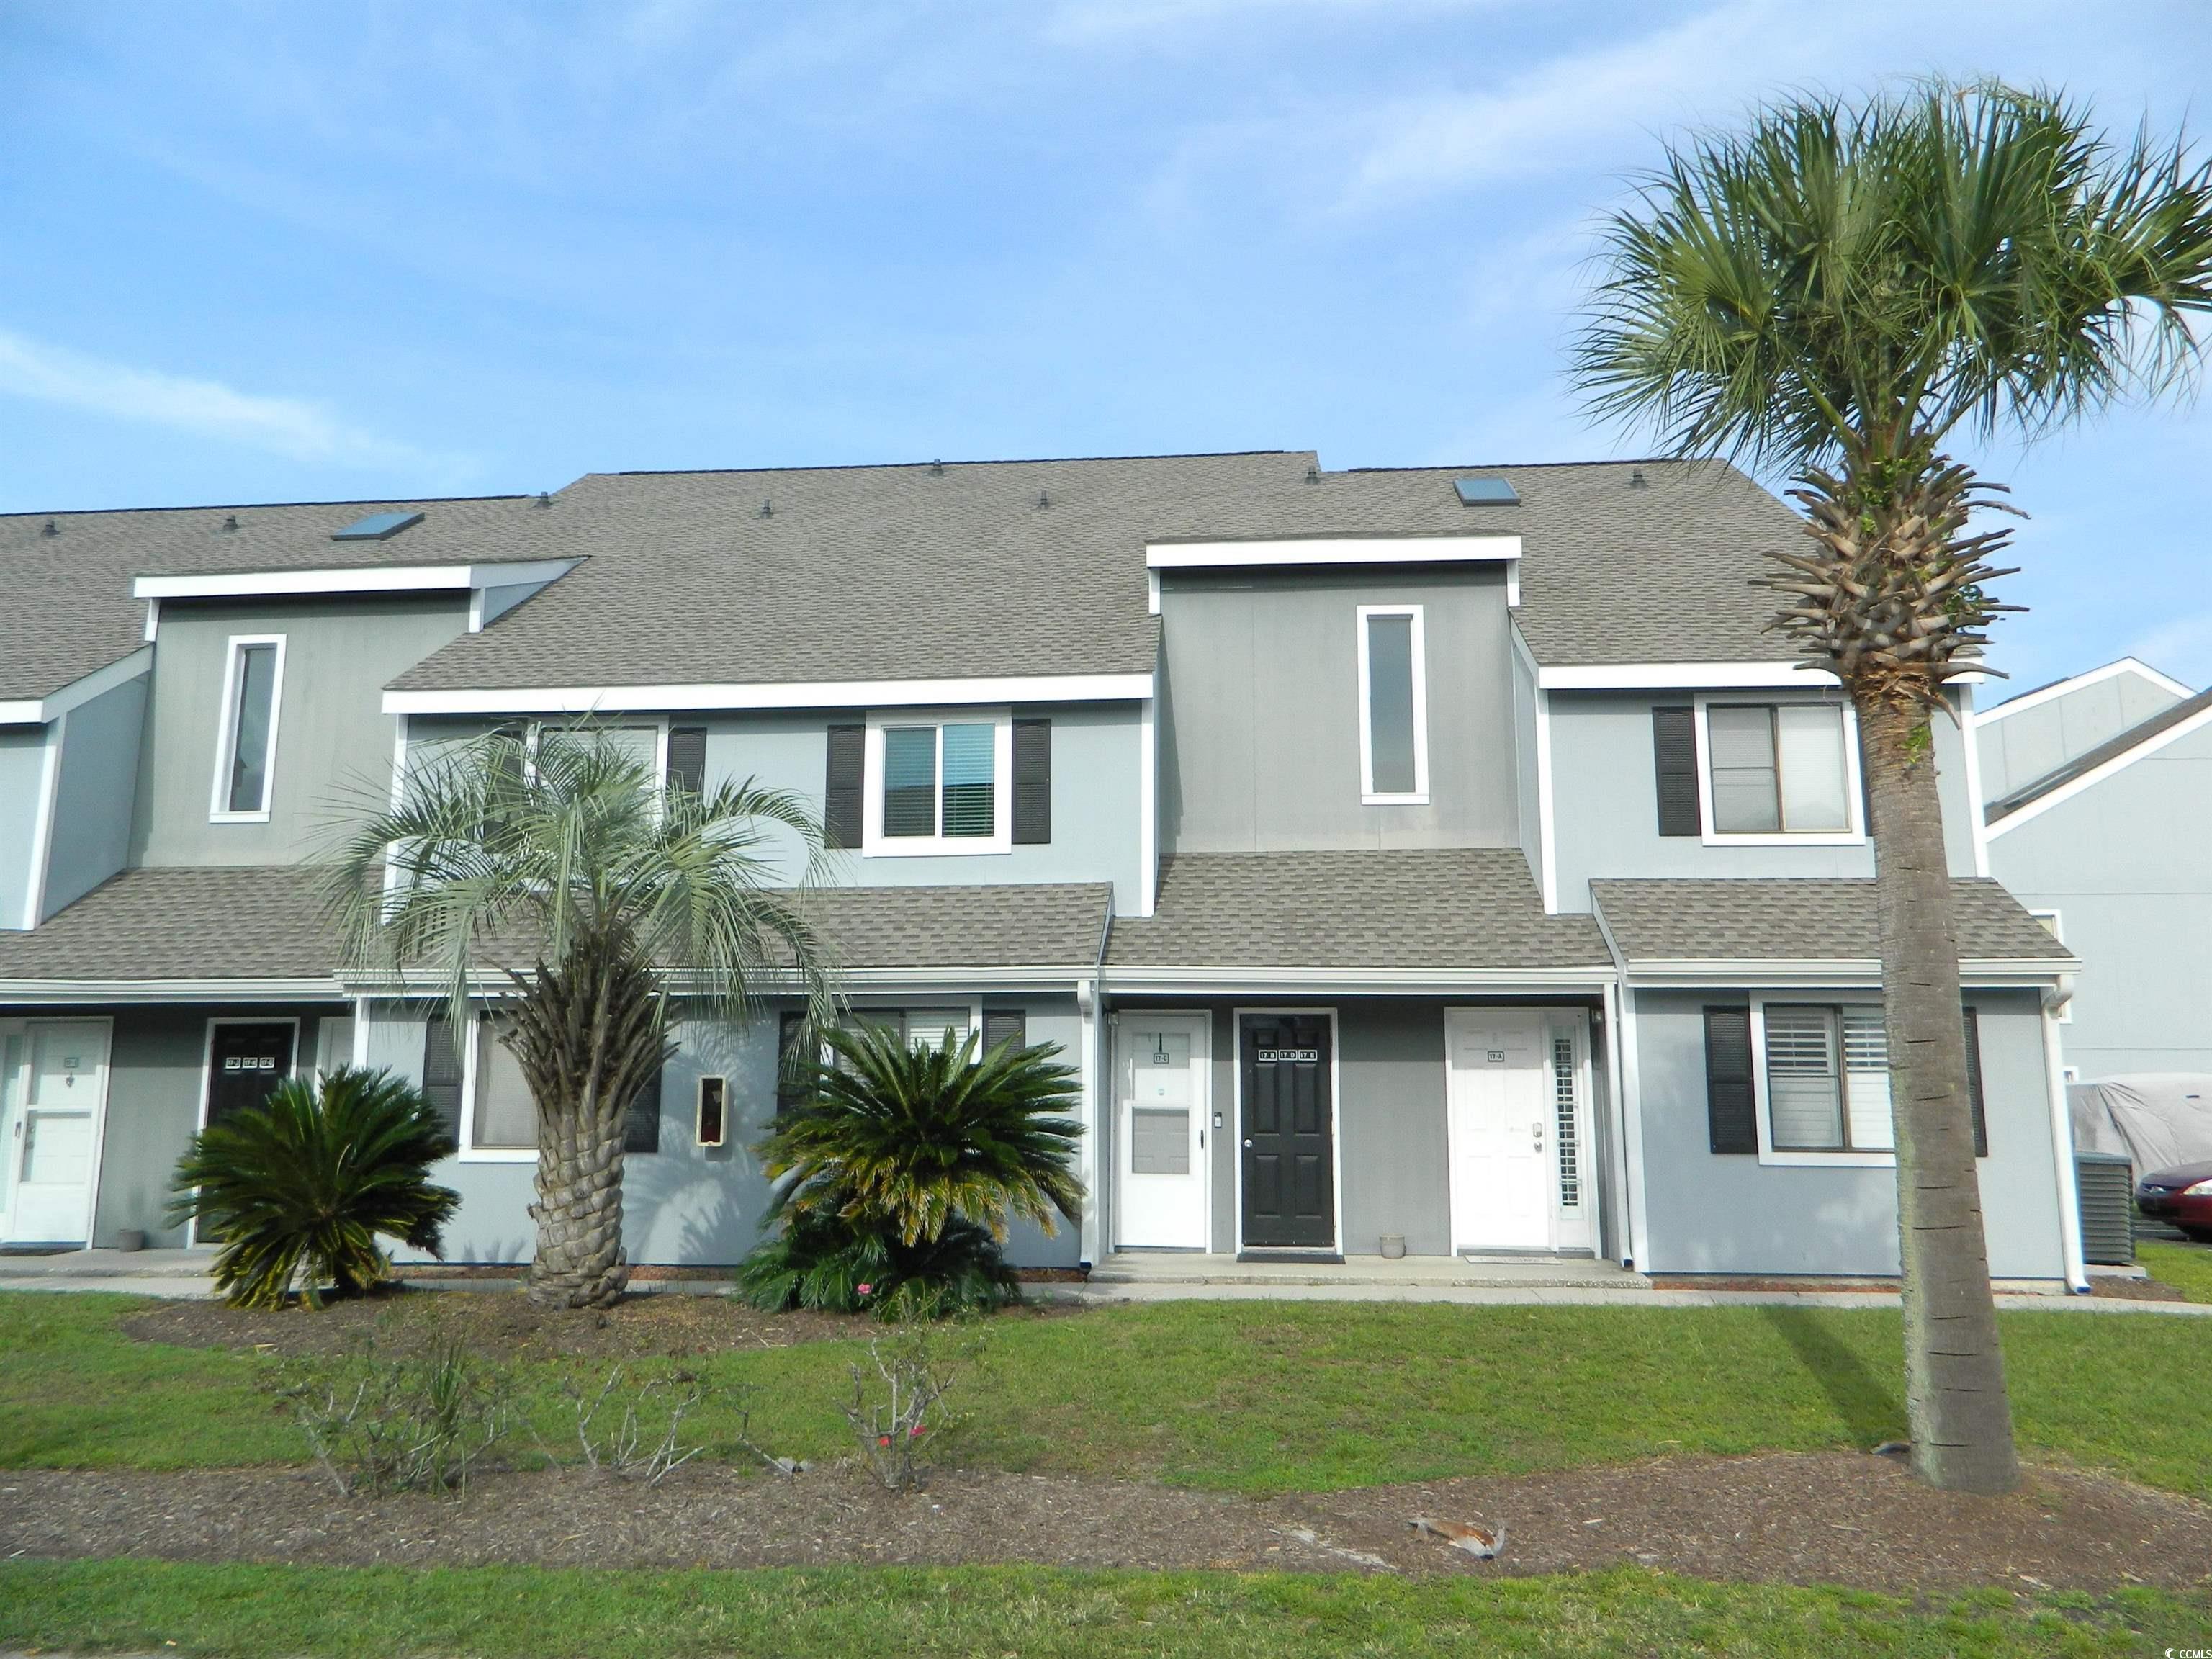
[1116, 1015, 1208, 1249]
[0, 1020, 112, 1245]
[1446, 1011, 1591, 1255]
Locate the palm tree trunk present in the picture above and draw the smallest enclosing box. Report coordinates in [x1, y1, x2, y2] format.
[1856, 691, 2020, 1494]
[508, 938, 667, 1310]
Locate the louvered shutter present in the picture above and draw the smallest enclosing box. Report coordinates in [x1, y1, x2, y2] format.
[824, 722, 864, 849]
[421, 1015, 464, 1147]
[666, 726, 707, 796]
[624, 1066, 662, 1154]
[1012, 718, 1051, 845]
[981, 1007, 1028, 1056]
[1704, 1006, 1757, 1154]
[1653, 706, 1700, 836]
[1963, 1005, 1989, 1158]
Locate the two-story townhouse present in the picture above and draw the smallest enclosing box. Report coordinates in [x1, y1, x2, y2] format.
[0, 451, 2084, 1289]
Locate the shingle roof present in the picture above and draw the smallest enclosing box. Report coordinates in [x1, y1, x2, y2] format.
[1984, 685, 2212, 822]
[3, 451, 1802, 704]
[0, 866, 343, 983]
[0, 494, 546, 702]
[0, 866, 1109, 985]
[1589, 877, 2075, 967]
[1105, 850, 1610, 971]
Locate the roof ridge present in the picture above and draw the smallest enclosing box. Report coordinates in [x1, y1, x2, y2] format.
[603, 449, 1298, 479]
[0, 492, 539, 522]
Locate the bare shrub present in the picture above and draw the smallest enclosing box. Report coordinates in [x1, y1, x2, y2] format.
[269, 1336, 510, 1496]
[842, 1321, 979, 1491]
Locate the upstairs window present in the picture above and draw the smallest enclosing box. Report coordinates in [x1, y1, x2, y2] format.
[864, 711, 1011, 855]
[1357, 605, 1429, 804]
[1699, 701, 1858, 842]
[210, 634, 286, 821]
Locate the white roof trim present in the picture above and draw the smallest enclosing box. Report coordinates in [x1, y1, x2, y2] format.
[0, 976, 342, 1004]
[1146, 535, 1521, 570]
[1985, 696, 2212, 838]
[342, 964, 1096, 995]
[1979, 656, 2193, 724]
[132, 559, 577, 602]
[1100, 963, 1614, 991]
[382, 673, 1154, 716]
[1539, 661, 1841, 691]
[0, 647, 153, 726]
[1621, 957, 2074, 986]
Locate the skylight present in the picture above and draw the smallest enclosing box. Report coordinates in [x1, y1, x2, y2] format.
[1454, 478, 1519, 506]
[331, 509, 424, 541]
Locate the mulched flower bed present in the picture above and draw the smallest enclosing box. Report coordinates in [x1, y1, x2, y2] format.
[3, 1453, 2206, 1594]
[119, 1287, 1083, 1362]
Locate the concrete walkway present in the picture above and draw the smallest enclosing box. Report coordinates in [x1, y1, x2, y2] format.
[5, 1246, 2208, 1315]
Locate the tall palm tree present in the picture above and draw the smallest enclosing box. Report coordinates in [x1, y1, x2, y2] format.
[1574, 82, 2212, 1492]
[331, 725, 841, 1309]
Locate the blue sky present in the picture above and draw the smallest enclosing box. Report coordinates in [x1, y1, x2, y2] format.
[6, 1, 2209, 697]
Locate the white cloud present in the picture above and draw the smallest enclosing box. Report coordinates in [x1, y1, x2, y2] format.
[0, 328, 428, 468]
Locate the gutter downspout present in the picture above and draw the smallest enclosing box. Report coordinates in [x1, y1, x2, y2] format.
[2040, 974, 2089, 1292]
[1588, 900, 1643, 1272]
[1076, 894, 1112, 1270]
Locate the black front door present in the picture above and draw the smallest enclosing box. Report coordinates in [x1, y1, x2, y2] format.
[207, 1023, 297, 1127]
[1240, 1014, 1334, 1249]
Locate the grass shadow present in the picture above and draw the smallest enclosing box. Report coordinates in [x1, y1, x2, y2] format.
[1759, 1305, 1905, 1447]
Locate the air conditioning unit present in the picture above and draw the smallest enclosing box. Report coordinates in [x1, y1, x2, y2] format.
[2074, 1151, 2134, 1267]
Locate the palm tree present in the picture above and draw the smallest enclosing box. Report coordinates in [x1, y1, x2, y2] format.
[1573, 82, 2212, 1492]
[331, 724, 841, 1309]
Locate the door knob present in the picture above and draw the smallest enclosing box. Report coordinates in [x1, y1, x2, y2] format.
[1243, 1138, 1254, 1148]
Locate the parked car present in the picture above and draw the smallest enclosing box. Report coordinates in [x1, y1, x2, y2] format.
[2135, 1161, 2212, 1241]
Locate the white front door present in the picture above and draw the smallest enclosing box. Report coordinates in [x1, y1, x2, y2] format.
[1116, 1015, 1208, 1249]
[1447, 1013, 1551, 1253]
[4, 1020, 111, 1244]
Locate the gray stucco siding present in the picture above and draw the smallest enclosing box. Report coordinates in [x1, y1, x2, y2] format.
[0, 727, 48, 930]
[1987, 717, 2212, 1076]
[1547, 691, 1979, 913]
[1158, 568, 1519, 855]
[1629, 987, 2064, 1280]
[43, 675, 147, 920]
[132, 596, 468, 868]
[1978, 672, 2184, 802]
[382, 995, 1087, 1268]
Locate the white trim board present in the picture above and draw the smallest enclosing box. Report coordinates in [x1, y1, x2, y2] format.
[20, 722, 62, 930]
[1538, 661, 1841, 691]
[1146, 535, 1519, 570]
[1977, 656, 2193, 725]
[133, 559, 577, 602]
[1509, 624, 1560, 915]
[1617, 958, 2075, 988]
[384, 672, 1154, 717]
[0, 978, 345, 1004]
[0, 648, 153, 727]
[1984, 696, 2212, 838]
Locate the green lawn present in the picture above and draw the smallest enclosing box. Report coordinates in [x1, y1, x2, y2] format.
[1, 1560, 2203, 1659]
[3, 1291, 2209, 1497]
[2141, 1241, 2212, 1304]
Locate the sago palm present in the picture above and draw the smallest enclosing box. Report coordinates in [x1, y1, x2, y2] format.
[1574, 81, 2212, 1491]
[168, 1066, 460, 1310]
[331, 724, 841, 1309]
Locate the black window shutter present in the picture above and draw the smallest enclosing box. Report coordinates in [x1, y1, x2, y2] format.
[776, 1010, 811, 1115]
[1012, 718, 1051, 845]
[666, 726, 708, 796]
[1704, 1006, 1757, 1154]
[421, 1015, 464, 1146]
[824, 722, 864, 849]
[624, 1066, 662, 1155]
[981, 1007, 1028, 1056]
[1653, 706, 1700, 837]
[1963, 1005, 1988, 1158]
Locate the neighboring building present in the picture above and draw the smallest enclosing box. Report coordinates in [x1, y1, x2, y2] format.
[0, 453, 2084, 1286]
[1980, 658, 2212, 1080]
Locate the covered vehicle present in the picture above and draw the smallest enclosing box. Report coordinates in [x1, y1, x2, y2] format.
[2135, 1160, 2212, 1241]
[2069, 1074, 2212, 1182]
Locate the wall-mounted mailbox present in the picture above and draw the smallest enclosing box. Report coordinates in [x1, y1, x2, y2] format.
[696, 1076, 728, 1148]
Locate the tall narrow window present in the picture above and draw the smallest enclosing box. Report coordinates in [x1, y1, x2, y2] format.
[212, 636, 285, 819]
[865, 713, 1011, 854]
[1552, 1035, 1580, 1207]
[1704, 702, 1853, 837]
[1357, 606, 1428, 804]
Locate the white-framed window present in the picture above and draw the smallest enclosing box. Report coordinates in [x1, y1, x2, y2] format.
[1357, 604, 1429, 805]
[460, 1014, 537, 1161]
[209, 634, 287, 822]
[1695, 696, 1863, 845]
[2031, 911, 2072, 1022]
[1750, 998, 1895, 1166]
[863, 709, 1012, 855]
